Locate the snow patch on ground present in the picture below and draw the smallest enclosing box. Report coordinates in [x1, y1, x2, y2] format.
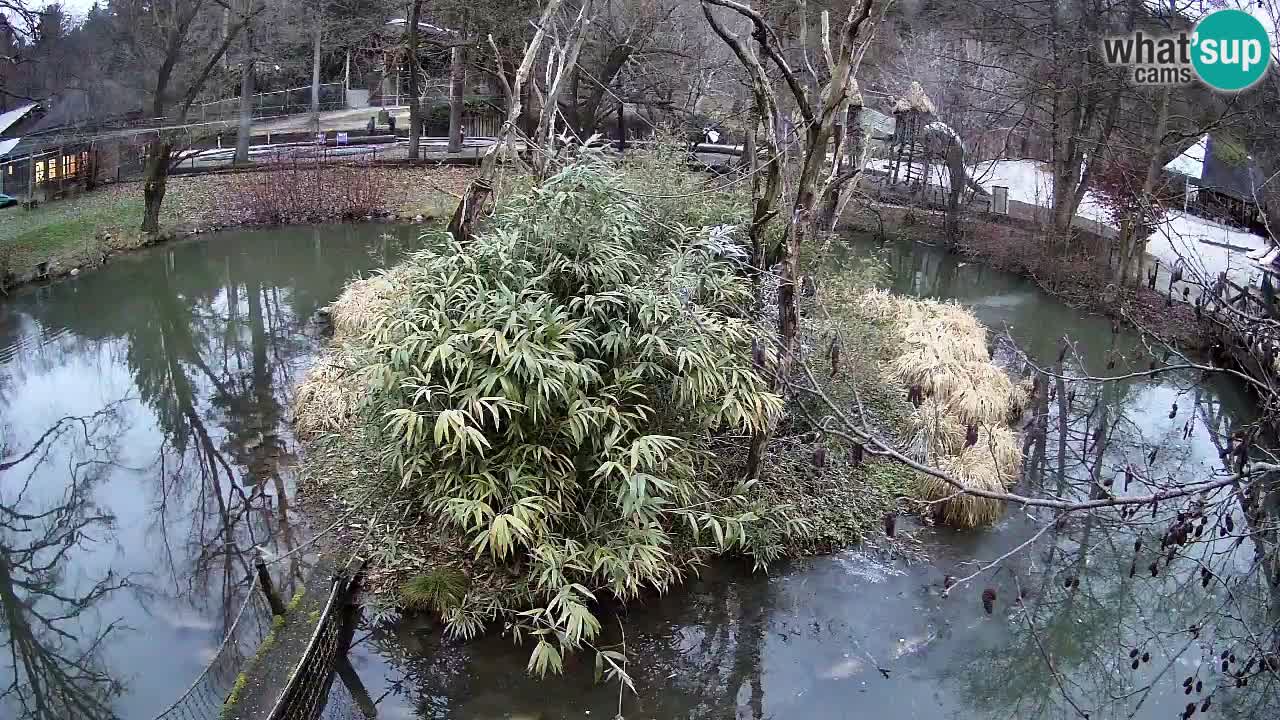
[1145, 212, 1270, 287]
[868, 158, 1114, 229]
[968, 159, 1114, 230]
[868, 155, 1274, 284]
[865, 158, 950, 187]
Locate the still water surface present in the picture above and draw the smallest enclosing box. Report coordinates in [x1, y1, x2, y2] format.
[0, 224, 422, 719]
[0, 227, 1275, 720]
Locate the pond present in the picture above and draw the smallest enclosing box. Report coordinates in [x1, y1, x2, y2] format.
[0, 226, 1274, 720]
[345, 234, 1277, 720]
[0, 223, 423, 720]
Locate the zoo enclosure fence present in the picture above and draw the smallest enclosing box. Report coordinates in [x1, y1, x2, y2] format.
[192, 84, 349, 124]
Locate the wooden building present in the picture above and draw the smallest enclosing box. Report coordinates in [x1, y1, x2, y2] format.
[1164, 134, 1269, 234]
[0, 98, 137, 203]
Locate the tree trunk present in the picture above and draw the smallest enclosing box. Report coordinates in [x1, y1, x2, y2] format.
[943, 143, 966, 241]
[742, 97, 757, 174]
[141, 140, 173, 234]
[406, 0, 423, 160]
[578, 44, 633, 135]
[817, 101, 866, 234]
[566, 65, 581, 135]
[1114, 87, 1170, 287]
[448, 0, 565, 242]
[1051, 157, 1080, 242]
[1115, 218, 1137, 289]
[447, 45, 466, 153]
[234, 28, 255, 165]
[310, 8, 322, 135]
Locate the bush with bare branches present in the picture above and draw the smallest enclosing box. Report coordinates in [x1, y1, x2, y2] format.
[227, 160, 387, 225]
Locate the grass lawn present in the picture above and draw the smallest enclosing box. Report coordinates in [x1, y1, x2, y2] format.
[0, 185, 145, 272]
[0, 165, 477, 284]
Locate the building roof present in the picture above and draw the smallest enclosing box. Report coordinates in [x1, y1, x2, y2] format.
[1165, 133, 1265, 201]
[1199, 135, 1264, 201]
[0, 103, 39, 136]
[0, 138, 19, 158]
[1163, 134, 1206, 179]
[861, 108, 895, 139]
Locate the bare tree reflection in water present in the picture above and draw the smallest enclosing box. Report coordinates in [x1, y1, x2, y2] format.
[129, 250, 311, 681]
[951, 341, 1280, 720]
[0, 403, 133, 720]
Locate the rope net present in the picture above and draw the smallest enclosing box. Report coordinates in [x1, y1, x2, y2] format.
[152, 575, 277, 720]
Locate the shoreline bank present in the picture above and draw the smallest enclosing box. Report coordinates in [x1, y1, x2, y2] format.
[0, 165, 476, 295]
[840, 204, 1213, 352]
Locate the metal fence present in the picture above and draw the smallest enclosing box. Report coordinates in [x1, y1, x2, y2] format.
[151, 575, 278, 720]
[193, 84, 348, 123]
[267, 570, 362, 720]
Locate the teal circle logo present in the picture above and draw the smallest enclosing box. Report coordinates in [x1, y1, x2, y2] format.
[1192, 9, 1271, 92]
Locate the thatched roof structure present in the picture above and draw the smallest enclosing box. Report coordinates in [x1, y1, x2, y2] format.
[889, 81, 937, 115]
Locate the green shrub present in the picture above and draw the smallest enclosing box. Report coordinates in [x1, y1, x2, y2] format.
[400, 568, 468, 612]
[354, 161, 804, 674]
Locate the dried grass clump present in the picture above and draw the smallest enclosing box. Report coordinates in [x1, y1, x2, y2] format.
[858, 289, 1024, 528]
[923, 448, 1008, 528]
[292, 357, 363, 439]
[973, 425, 1022, 481]
[857, 288, 903, 322]
[909, 399, 967, 456]
[1010, 376, 1034, 417]
[330, 267, 411, 339]
[936, 362, 1019, 427]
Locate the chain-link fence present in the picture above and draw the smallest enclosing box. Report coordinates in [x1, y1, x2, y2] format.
[151, 575, 278, 720]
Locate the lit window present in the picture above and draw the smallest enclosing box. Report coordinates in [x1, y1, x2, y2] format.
[48, 159, 57, 179]
[35, 161, 45, 183]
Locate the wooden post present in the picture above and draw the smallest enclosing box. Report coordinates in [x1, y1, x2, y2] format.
[255, 549, 288, 616]
[616, 102, 625, 155]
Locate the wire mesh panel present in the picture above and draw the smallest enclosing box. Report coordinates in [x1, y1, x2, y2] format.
[152, 576, 277, 720]
[267, 574, 359, 720]
[318, 656, 378, 720]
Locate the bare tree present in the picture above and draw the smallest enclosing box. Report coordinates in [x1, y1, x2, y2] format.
[112, 0, 265, 232]
[447, 0, 564, 242]
[405, 0, 425, 160]
[233, 2, 259, 165]
[531, 0, 594, 177]
[447, 43, 466, 152]
[309, 0, 323, 135]
[702, 0, 886, 479]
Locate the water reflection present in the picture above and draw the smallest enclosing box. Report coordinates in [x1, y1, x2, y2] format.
[0, 405, 129, 720]
[341, 234, 1277, 720]
[0, 224, 423, 718]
